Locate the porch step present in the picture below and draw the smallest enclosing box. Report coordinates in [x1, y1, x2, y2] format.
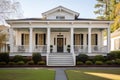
[48, 53, 74, 66]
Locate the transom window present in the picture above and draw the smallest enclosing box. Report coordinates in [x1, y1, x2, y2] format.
[56, 16, 65, 20]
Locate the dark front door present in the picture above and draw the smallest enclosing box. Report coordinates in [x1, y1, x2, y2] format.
[57, 38, 63, 52]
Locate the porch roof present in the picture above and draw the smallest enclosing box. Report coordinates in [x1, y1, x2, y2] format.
[6, 18, 113, 25]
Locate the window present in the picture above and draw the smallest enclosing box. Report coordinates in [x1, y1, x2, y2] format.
[74, 34, 83, 45]
[56, 16, 65, 20]
[35, 34, 46, 45]
[87, 34, 98, 45]
[21, 34, 29, 45]
[114, 38, 120, 50]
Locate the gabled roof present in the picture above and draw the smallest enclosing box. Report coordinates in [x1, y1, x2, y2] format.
[42, 6, 79, 17]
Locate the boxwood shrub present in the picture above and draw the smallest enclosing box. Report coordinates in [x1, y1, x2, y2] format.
[115, 59, 120, 65]
[17, 61, 25, 65]
[32, 53, 42, 64]
[13, 55, 24, 62]
[85, 61, 93, 65]
[38, 61, 45, 65]
[105, 60, 113, 65]
[95, 61, 103, 65]
[94, 55, 105, 62]
[76, 61, 84, 65]
[8, 62, 16, 65]
[107, 51, 120, 60]
[77, 54, 88, 63]
[0, 52, 9, 63]
[27, 60, 34, 65]
[0, 62, 6, 65]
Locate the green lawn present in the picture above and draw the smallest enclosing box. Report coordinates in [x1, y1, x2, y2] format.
[66, 69, 120, 80]
[0, 68, 55, 80]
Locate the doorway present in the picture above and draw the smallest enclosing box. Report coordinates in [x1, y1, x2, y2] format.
[57, 38, 63, 52]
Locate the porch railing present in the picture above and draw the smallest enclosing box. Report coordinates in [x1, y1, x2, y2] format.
[74, 45, 107, 54]
[33, 45, 47, 53]
[13, 45, 29, 52]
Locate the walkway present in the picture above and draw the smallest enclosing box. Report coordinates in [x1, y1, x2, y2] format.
[55, 68, 67, 80]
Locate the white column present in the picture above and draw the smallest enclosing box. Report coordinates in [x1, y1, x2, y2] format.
[29, 28, 33, 53]
[47, 28, 50, 53]
[107, 27, 110, 53]
[88, 27, 91, 53]
[9, 28, 14, 52]
[70, 27, 74, 53]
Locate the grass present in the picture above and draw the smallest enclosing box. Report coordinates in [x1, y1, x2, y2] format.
[66, 69, 120, 80]
[0, 68, 55, 80]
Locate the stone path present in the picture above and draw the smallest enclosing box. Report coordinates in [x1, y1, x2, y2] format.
[55, 68, 67, 80]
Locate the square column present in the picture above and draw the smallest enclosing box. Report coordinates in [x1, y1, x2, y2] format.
[29, 28, 33, 53]
[9, 28, 14, 52]
[107, 27, 110, 53]
[88, 27, 91, 53]
[47, 28, 50, 53]
[70, 27, 74, 53]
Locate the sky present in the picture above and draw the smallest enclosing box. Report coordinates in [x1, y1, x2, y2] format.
[19, 0, 98, 19]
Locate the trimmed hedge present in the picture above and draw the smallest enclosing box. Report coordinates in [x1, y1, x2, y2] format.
[13, 55, 24, 62]
[0, 53, 9, 63]
[95, 61, 103, 65]
[94, 55, 105, 62]
[77, 54, 88, 63]
[0, 62, 6, 65]
[27, 61, 34, 65]
[77, 61, 84, 65]
[85, 61, 93, 65]
[16, 61, 25, 65]
[32, 53, 42, 64]
[107, 51, 120, 60]
[38, 61, 45, 65]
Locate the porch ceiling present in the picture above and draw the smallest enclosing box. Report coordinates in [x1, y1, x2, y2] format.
[51, 28, 70, 32]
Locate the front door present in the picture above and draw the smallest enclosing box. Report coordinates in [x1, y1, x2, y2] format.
[57, 38, 63, 52]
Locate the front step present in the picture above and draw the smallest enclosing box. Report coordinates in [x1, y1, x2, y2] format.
[47, 53, 74, 66]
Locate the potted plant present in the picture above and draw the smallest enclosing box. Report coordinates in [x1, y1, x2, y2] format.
[67, 45, 70, 53]
[50, 45, 53, 53]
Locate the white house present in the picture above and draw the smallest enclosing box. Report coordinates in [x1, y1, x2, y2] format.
[6, 6, 112, 66]
[111, 28, 120, 51]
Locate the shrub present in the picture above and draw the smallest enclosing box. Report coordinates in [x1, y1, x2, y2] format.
[27, 61, 34, 65]
[32, 53, 42, 64]
[115, 59, 120, 65]
[94, 55, 105, 62]
[0, 53, 9, 63]
[17, 61, 25, 65]
[85, 61, 93, 65]
[95, 61, 103, 65]
[8, 62, 16, 65]
[0, 62, 6, 65]
[77, 54, 88, 63]
[76, 61, 84, 65]
[38, 61, 45, 65]
[107, 51, 120, 60]
[13, 55, 24, 62]
[105, 60, 113, 65]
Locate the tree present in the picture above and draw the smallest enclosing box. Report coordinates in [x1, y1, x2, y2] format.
[111, 2, 120, 32]
[94, 0, 120, 32]
[0, 0, 23, 20]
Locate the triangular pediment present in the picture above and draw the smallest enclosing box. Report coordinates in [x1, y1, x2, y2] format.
[42, 6, 79, 19]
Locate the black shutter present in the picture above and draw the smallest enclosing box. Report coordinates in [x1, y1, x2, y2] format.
[44, 34, 46, 45]
[74, 34, 75, 45]
[87, 34, 88, 45]
[96, 34, 98, 45]
[35, 34, 38, 45]
[21, 34, 24, 45]
[81, 34, 83, 45]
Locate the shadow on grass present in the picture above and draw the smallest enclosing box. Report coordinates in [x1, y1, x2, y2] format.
[66, 69, 120, 80]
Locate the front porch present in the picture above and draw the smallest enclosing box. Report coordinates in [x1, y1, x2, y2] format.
[9, 27, 110, 56]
